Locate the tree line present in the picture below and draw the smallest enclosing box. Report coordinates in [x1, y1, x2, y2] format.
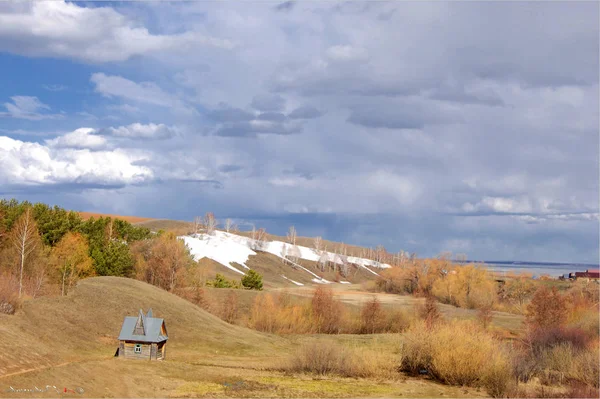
[0, 200, 266, 314]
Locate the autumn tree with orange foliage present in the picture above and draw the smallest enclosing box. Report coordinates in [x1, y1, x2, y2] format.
[50, 232, 94, 296]
[526, 286, 568, 330]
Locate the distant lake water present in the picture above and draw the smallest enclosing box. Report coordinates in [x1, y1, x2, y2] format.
[457, 261, 599, 278]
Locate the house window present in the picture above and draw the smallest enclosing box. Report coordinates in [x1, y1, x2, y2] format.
[134, 344, 142, 353]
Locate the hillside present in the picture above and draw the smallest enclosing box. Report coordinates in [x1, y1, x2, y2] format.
[181, 231, 388, 287]
[0, 277, 485, 398]
[0, 277, 281, 378]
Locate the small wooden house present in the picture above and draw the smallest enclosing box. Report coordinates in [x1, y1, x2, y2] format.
[117, 308, 168, 360]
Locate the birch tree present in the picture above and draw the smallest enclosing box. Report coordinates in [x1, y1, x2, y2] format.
[313, 236, 322, 254]
[203, 212, 217, 235]
[192, 216, 203, 235]
[50, 232, 93, 296]
[9, 207, 40, 297]
[225, 218, 234, 233]
[286, 226, 297, 245]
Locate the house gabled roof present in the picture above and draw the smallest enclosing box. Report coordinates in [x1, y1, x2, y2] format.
[118, 308, 168, 343]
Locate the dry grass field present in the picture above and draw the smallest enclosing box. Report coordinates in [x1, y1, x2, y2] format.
[0, 277, 487, 398]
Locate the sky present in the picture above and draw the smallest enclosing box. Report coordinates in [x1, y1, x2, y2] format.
[0, 1, 598, 263]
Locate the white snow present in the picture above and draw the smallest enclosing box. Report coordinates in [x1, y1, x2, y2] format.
[281, 275, 304, 286]
[312, 278, 332, 284]
[339, 281, 351, 284]
[180, 233, 255, 275]
[179, 230, 390, 281]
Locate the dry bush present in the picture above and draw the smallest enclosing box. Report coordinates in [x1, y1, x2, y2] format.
[220, 291, 239, 324]
[526, 326, 591, 354]
[384, 308, 413, 333]
[418, 295, 442, 329]
[510, 383, 600, 398]
[431, 265, 496, 309]
[0, 273, 19, 314]
[376, 266, 416, 294]
[477, 304, 494, 329]
[400, 320, 513, 397]
[283, 341, 395, 378]
[311, 286, 344, 334]
[572, 342, 600, 388]
[249, 293, 279, 333]
[358, 297, 386, 334]
[249, 293, 311, 334]
[527, 286, 568, 330]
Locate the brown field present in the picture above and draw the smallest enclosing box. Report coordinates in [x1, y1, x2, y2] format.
[0, 277, 487, 398]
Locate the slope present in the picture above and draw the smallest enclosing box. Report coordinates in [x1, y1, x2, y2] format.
[0, 277, 282, 378]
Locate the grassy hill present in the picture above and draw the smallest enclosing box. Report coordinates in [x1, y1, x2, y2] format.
[0, 277, 485, 398]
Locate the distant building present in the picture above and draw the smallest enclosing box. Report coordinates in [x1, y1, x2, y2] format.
[117, 309, 168, 360]
[573, 269, 600, 280]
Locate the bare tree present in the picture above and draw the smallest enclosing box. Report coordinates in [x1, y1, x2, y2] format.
[9, 208, 40, 298]
[192, 216, 203, 235]
[255, 228, 267, 250]
[286, 225, 297, 245]
[318, 252, 328, 272]
[375, 245, 387, 266]
[224, 218, 234, 233]
[454, 253, 468, 263]
[313, 236, 322, 254]
[203, 212, 217, 235]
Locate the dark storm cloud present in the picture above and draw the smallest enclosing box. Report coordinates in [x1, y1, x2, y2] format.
[256, 112, 287, 122]
[288, 105, 323, 119]
[274, 1, 295, 12]
[218, 164, 243, 173]
[346, 101, 463, 129]
[207, 105, 254, 122]
[250, 94, 286, 112]
[213, 121, 302, 137]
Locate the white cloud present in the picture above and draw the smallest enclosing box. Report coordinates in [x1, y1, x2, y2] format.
[0, 135, 152, 186]
[2, 96, 63, 120]
[0, 1, 234, 63]
[91, 73, 197, 116]
[326, 45, 367, 62]
[107, 123, 177, 140]
[46, 128, 107, 150]
[42, 84, 67, 92]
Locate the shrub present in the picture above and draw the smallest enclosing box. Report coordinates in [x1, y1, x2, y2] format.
[219, 291, 239, 324]
[311, 286, 344, 334]
[249, 293, 279, 333]
[418, 295, 442, 329]
[241, 269, 263, 290]
[400, 320, 514, 396]
[208, 273, 240, 289]
[0, 274, 19, 314]
[359, 297, 386, 334]
[283, 341, 394, 378]
[527, 287, 568, 330]
[477, 304, 494, 329]
[526, 326, 590, 354]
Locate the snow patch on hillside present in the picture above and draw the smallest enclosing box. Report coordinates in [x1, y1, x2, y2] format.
[281, 275, 304, 286]
[180, 233, 255, 275]
[179, 230, 390, 281]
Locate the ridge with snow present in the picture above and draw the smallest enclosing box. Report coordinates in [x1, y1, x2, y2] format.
[179, 231, 390, 284]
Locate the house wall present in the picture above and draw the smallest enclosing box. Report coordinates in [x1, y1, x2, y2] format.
[120, 341, 152, 360]
[158, 342, 166, 360]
